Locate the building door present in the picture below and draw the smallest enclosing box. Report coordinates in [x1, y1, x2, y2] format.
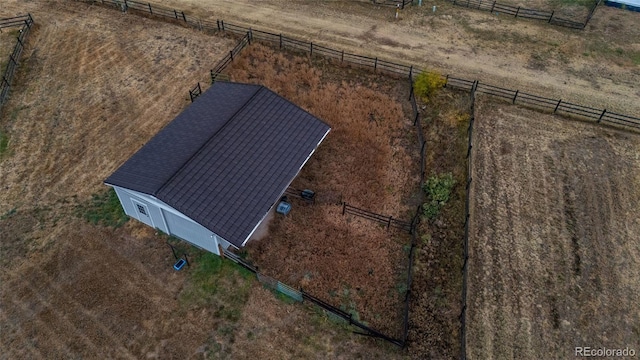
[131, 199, 154, 228]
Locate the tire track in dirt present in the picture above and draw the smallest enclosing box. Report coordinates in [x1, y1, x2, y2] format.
[3, 290, 76, 358]
[0, 305, 45, 360]
[20, 268, 137, 358]
[468, 98, 640, 358]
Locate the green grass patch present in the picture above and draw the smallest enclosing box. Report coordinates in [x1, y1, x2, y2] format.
[0, 130, 9, 157]
[179, 251, 254, 315]
[76, 188, 129, 228]
[422, 173, 456, 220]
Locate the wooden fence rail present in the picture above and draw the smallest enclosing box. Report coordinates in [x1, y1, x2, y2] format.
[342, 202, 413, 233]
[445, 0, 593, 29]
[0, 14, 34, 111]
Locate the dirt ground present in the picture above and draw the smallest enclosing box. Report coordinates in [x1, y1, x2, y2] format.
[150, 0, 640, 117]
[467, 98, 640, 359]
[224, 43, 420, 338]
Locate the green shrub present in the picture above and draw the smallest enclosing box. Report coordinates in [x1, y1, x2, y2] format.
[422, 173, 456, 219]
[413, 70, 446, 101]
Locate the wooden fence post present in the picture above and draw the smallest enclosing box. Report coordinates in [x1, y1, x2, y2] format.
[598, 109, 606, 123]
[221, 20, 225, 31]
[553, 99, 562, 113]
[279, 33, 283, 49]
[182, 11, 187, 22]
[490, 0, 496, 12]
[174, 9, 178, 19]
[216, 20, 220, 31]
[341, 50, 344, 62]
[512, 90, 519, 104]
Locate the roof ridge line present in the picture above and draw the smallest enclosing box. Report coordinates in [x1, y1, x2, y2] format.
[154, 84, 265, 197]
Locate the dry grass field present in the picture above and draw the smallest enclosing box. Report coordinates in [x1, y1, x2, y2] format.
[220, 43, 420, 338]
[0, 2, 408, 358]
[467, 98, 640, 359]
[0, 28, 19, 73]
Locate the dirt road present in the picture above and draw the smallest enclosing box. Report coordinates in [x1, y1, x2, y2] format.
[149, 0, 640, 116]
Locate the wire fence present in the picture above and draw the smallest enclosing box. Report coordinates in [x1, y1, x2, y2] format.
[458, 80, 477, 360]
[221, 247, 404, 346]
[0, 14, 34, 111]
[444, 0, 599, 29]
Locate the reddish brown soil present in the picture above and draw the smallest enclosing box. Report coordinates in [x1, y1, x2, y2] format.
[224, 43, 420, 338]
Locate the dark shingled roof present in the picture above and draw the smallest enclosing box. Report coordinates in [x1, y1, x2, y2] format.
[105, 82, 330, 247]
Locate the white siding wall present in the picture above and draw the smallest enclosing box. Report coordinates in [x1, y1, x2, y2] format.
[110, 186, 235, 255]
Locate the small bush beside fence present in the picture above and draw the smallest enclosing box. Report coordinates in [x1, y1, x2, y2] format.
[0, 14, 34, 111]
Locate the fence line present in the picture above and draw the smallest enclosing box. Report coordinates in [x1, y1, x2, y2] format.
[188, 82, 201, 102]
[342, 202, 414, 233]
[0, 14, 34, 111]
[444, 0, 597, 29]
[221, 247, 404, 346]
[80, 0, 640, 132]
[458, 81, 477, 360]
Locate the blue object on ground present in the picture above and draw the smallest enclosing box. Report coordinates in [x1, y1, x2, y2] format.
[173, 258, 187, 271]
[276, 201, 292, 215]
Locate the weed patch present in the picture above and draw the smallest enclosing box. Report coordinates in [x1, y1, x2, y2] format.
[76, 188, 128, 228]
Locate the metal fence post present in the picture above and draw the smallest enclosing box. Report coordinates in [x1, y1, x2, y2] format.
[310, 42, 313, 56]
[341, 50, 344, 62]
[230, 50, 233, 61]
[512, 90, 519, 104]
[515, 6, 520, 17]
[374, 57, 378, 72]
[182, 11, 187, 22]
[598, 109, 606, 123]
[148, 3, 152, 14]
[548, 10, 554, 23]
[342, 202, 346, 215]
[490, 0, 496, 12]
[279, 33, 283, 49]
[553, 99, 562, 113]
[174, 9, 178, 19]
